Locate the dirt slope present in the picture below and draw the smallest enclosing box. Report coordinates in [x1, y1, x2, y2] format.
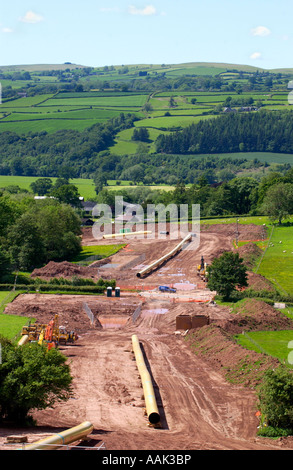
[1, 223, 291, 451]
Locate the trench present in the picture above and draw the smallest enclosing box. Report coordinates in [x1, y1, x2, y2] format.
[98, 315, 130, 329]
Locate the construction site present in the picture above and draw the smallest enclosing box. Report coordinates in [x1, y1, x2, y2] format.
[1, 222, 293, 451]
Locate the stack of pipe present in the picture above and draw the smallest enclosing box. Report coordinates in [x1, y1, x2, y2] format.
[136, 233, 192, 278]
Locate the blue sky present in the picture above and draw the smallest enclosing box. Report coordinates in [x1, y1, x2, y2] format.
[0, 0, 292, 69]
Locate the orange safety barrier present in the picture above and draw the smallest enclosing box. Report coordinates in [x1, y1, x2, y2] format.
[239, 239, 268, 242]
[173, 298, 210, 303]
[119, 285, 157, 291]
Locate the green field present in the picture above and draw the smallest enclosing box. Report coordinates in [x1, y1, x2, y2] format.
[235, 329, 293, 364]
[39, 95, 149, 108]
[0, 313, 34, 341]
[0, 290, 32, 340]
[0, 175, 97, 199]
[1, 86, 291, 138]
[71, 244, 126, 264]
[0, 91, 146, 134]
[0, 118, 107, 134]
[2, 94, 55, 107]
[0, 291, 21, 313]
[201, 216, 271, 225]
[256, 225, 293, 295]
[201, 219, 293, 296]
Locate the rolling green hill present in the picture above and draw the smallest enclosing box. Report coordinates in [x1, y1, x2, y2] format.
[2, 61, 293, 73]
[0, 60, 292, 180]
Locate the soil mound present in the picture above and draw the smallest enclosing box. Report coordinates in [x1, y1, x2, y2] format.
[222, 298, 293, 334]
[201, 223, 265, 241]
[187, 324, 280, 388]
[237, 242, 263, 269]
[31, 261, 97, 280]
[246, 272, 275, 292]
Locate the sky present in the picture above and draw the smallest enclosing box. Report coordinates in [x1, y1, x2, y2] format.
[0, 0, 292, 69]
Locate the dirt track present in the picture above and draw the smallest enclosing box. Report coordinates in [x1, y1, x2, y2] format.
[4, 304, 284, 451]
[1, 223, 291, 451]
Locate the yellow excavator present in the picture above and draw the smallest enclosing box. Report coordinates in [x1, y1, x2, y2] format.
[197, 256, 209, 282]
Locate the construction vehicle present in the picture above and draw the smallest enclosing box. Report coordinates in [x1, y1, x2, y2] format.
[159, 285, 177, 293]
[22, 322, 48, 342]
[21, 314, 78, 349]
[197, 256, 209, 282]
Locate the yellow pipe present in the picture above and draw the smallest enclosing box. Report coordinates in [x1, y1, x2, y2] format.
[131, 335, 160, 426]
[137, 233, 192, 278]
[18, 421, 94, 450]
[17, 335, 29, 346]
[103, 230, 152, 239]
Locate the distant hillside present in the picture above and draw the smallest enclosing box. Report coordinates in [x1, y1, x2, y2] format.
[0, 61, 292, 74]
[162, 62, 265, 72]
[0, 64, 87, 72]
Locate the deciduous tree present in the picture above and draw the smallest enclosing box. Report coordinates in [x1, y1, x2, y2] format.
[0, 338, 73, 424]
[207, 251, 248, 300]
[261, 182, 293, 224]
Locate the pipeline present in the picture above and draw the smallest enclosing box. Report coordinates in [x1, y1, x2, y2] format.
[17, 335, 29, 346]
[137, 233, 192, 278]
[131, 335, 160, 427]
[18, 421, 94, 450]
[103, 230, 152, 240]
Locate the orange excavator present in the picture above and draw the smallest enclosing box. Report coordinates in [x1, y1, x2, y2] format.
[43, 314, 59, 350]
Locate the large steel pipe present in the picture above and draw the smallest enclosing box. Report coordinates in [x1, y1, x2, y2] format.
[18, 421, 94, 450]
[137, 233, 192, 278]
[131, 335, 160, 426]
[103, 231, 152, 239]
[17, 335, 29, 346]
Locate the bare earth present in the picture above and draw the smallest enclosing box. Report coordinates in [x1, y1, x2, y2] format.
[1, 223, 292, 451]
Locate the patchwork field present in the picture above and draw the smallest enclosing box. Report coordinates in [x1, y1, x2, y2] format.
[0, 91, 147, 134]
[0, 87, 290, 139]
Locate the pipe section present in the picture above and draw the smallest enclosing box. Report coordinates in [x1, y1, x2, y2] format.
[131, 335, 160, 426]
[103, 230, 152, 239]
[137, 233, 192, 278]
[17, 335, 29, 346]
[18, 421, 94, 450]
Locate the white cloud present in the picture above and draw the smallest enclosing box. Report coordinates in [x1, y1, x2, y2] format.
[251, 26, 271, 37]
[2, 27, 14, 33]
[250, 52, 262, 60]
[128, 5, 157, 16]
[19, 11, 44, 24]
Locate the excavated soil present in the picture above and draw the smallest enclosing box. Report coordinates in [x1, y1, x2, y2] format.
[31, 261, 99, 281]
[186, 324, 280, 388]
[1, 223, 292, 451]
[222, 298, 293, 334]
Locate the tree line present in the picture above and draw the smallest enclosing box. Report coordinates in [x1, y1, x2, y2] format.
[0, 113, 138, 178]
[155, 110, 293, 155]
[0, 191, 82, 275]
[95, 167, 293, 223]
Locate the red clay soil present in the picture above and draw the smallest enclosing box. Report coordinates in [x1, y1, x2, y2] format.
[221, 298, 293, 334]
[31, 261, 99, 281]
[186, 323, 280, 388]
[1, 223, 293, 451]
[201, 223, 267, 242]
[245, 272, 275, 292]
[1, 294, 293, 451]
